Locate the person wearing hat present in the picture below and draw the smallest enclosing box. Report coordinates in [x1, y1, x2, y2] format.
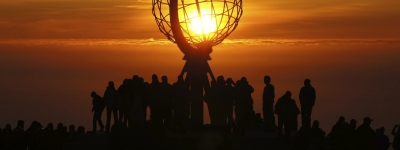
[355, 117, 376, 150]
[348, 119, 358, 149]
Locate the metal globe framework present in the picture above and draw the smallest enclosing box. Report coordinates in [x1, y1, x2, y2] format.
[152, 0, 243, 49]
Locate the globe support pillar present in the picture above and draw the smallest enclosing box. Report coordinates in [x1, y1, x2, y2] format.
[179, 55, 215, 129]
[169, 0, 217, 129]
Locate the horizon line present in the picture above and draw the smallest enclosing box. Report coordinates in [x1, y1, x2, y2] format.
[0, 38, 399, 46]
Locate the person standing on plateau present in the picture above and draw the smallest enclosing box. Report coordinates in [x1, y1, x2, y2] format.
[91, 91, 105, 133]
[263, 76, 276, 132]
[299, 79, 316, 128]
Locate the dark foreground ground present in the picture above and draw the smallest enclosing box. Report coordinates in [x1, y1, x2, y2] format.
[62, 129, 314, 150]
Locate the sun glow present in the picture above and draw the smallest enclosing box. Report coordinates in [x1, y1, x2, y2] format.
[187, 10, 217, 35]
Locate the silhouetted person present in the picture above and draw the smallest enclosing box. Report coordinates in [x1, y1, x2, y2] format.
[68, 125, 76, 142]
[44, 123, 56, 149]
[205, 80, 217, 125]
[263, 75, 276, 132]
[149, 74, 165, 135]
[309, 120, 325, 149]
[376, 127, 390, 150]
[127, 79, 136, 126]
[3, 124, 13, 149]
[129, 81, 146, 130]
[347, 119, 358, 149]
[234, 80, 251, 136]
[160, 75, 173, 130]
[104, 81, 119, 132]
[287, 96, 300, 132]
[118, 79, 130, 127]
[392, 125, 400, 150]
[335, 122, 352, 150]
[274, 91, 300, 139]
[91, 91, 105, 133]
[355, 117, 376, 150]
[139, 77, 149, 120]
[328, 116, 345, 141]
[299, 79, 316, 127]
[0, 128, 2, 149]
[293, 125, 311, 149]
[206, 75, 229, 129]
[55, 123, 67, 149]
[13, 120, 27, 150]
[33, 124, 46, 150]
[76, 126, 84, 134]
[225, 78, 236, 133]
[349, 119, 357, 132]
[310, 120, 325, 140]
[240, 77, 255, 130]
[172, 75, 190, 133]
[26, 121, 40, 150]
[107, 124, 125, 150]
[251, 113, 263, 129]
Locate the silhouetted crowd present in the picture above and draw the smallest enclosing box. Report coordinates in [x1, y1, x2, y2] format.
[2, 75, 400, 150]
[0, 120, 85, 150]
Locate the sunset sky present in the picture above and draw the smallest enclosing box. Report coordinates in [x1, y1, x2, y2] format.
[1, 0, 400, 39]
[0, 0, 400, 135]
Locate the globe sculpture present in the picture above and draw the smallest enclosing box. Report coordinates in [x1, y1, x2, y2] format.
[152, 0, 243, 128]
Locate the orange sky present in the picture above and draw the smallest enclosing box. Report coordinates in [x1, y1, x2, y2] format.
[0, 0, 400, 39]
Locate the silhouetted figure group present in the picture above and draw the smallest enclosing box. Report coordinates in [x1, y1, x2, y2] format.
[204, 76, 256, 136]
[92, 74, 259, 137]
[322, 116, 394, 150]
[90, 75, 317, 138]
[0, 120, 85, 150]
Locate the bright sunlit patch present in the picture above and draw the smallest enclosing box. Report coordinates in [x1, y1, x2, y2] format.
[187, 9, 217, 35]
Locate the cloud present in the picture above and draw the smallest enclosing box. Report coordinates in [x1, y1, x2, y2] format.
[1, 39, 399, 46]
[113, 5, 150, 9]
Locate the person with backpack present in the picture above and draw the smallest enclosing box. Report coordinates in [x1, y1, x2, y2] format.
[275, 91, 300, 140]
[91, 91, 105, 134]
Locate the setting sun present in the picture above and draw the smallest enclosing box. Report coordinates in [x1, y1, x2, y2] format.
[187, 10, 217, 35]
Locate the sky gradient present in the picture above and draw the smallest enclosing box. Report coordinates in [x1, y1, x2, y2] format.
[1, 0, 400, 39]
[0, 0, 400, 137]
